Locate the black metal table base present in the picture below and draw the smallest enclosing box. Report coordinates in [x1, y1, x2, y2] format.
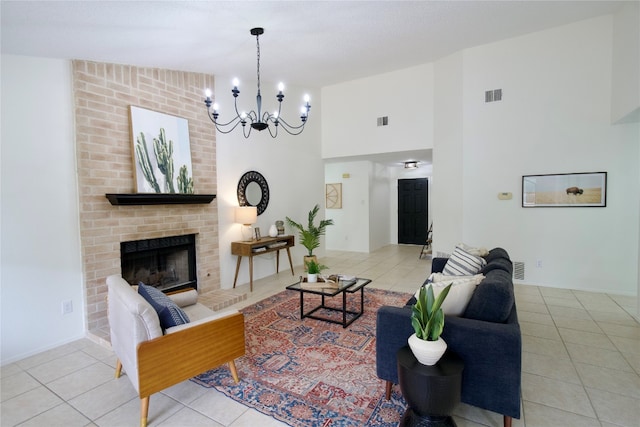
[299, 286, 365, 328]
[400, 408, 456, 427]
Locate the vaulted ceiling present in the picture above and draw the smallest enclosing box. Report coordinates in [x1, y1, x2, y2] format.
[1, 1, 626, 88]
[2, 1, 628, 167]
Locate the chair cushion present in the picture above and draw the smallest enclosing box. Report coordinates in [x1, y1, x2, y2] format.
[443, 245, 487, 276]
[138, 282, 190, 330]
[167, 289, 198, 307]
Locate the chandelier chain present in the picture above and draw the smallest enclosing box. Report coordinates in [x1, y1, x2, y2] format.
[255, 32, 261, 94]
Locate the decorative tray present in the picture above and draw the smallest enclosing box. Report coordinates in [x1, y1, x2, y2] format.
[299, 276, 339, 289]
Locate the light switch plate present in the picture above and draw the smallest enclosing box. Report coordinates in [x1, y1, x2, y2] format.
[498, 192, 512, 200]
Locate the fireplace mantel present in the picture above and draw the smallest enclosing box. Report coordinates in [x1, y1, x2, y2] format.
[106, 193, 216, 206]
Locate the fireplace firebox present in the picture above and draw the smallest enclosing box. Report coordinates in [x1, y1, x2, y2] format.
[120, 234, 197, 292]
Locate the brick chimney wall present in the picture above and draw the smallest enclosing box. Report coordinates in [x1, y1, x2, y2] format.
[72, 60, 219, 336]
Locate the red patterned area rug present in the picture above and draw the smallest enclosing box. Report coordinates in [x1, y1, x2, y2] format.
[192, 288, 411, 426]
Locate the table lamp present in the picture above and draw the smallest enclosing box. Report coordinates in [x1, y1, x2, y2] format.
[235, 206, 257, 241]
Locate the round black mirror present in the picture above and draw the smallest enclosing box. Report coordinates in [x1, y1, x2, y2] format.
[237, 171, 269, 215]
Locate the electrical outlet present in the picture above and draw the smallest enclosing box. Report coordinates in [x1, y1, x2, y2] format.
[536, 260, 542, 268]
[62, 300, 73, 315]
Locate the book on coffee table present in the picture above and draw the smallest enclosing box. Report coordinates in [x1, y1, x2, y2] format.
[327, 274, 356, 286]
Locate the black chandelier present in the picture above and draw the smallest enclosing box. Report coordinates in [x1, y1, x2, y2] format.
[204, 27, 311, 138]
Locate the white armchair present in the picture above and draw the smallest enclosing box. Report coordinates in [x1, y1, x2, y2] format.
[107, 275, 245, 427]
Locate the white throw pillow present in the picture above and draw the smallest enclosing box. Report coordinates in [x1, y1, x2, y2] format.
[429, 272, 485, 285]
[458, 243, 489, 257]
[414, 274, 484, 316]
[443, 245, 487, 276]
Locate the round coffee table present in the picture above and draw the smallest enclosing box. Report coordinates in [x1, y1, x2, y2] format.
[397, 346, 464, 427]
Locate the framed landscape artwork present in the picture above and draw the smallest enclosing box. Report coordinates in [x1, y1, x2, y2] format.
[522, 172, 607, 207]
[129, 106, 194, 194]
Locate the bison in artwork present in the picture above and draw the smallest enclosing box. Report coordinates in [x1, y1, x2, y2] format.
[566, 186, 584, 195]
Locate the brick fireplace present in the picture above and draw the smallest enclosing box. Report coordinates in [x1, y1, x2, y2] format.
[73, 60, 219, 341]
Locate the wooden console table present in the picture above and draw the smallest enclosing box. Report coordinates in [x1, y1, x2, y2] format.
[231, 235, 295, 291]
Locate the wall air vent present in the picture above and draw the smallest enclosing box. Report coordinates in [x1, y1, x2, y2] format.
[485, 88, 503, 103]
[485, 90, 494, 103]
[377, 116, 389, 126]
[513, 261, 525, 280]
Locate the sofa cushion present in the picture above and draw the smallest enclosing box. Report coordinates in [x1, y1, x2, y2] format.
[484, 247, 511, 264]
[138, 283, 190, 330]
[463, 269, 514, 323]
[414, 274, 484, 316]
[443, 245, 487, 276]
[481, 257, 513, 276]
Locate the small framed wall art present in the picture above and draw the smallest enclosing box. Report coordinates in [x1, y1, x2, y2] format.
[326, 183, 342, 209]
[522, 172, 607, 207]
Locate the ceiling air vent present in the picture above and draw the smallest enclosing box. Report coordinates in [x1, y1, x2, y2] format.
[377, 116, 389, 126]
[513, 261, 525, 280]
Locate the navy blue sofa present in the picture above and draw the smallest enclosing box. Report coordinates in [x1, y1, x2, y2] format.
[376, 248, 521, 427]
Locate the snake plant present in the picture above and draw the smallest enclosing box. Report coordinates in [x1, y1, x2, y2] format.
[411, 283, 452, 341]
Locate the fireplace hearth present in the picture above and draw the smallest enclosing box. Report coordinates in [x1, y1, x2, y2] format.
[121, 234, 197, 292]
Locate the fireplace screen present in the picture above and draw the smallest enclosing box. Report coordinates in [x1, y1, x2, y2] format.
[121, 234, 196, 292]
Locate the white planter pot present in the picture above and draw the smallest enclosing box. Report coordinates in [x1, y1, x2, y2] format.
[408, 333, 447, 366]
[307, 273, 318, 283]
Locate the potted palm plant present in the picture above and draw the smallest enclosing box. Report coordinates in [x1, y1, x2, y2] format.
[408, 283, 453, 365]
[286, 204, 334, 269]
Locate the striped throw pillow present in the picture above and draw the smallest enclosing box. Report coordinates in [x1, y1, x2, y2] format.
[442, 245, 487, 276]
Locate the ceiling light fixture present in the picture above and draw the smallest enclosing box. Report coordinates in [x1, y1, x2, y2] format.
[404, 161, 418, 169]
[203, 27, 311, 138]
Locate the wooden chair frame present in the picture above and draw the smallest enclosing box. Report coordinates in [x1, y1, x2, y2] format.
[114, 312, 245, 427]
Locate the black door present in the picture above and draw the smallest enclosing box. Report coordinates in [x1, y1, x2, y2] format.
[398, 178, 428, 244]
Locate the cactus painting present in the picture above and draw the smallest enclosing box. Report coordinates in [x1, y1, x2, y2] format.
[130, 106, 194, 194]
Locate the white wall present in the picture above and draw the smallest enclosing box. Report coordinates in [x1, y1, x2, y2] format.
[611, 1, 640, 123]
[323, 14, 639, 297]
[324, 161, 372, 252]
[437, 16, 639, 295]
[215, 76, 325, 288]
[322, 63, 434, 159]
[433, 52, 465, 255]
[324, 160, 433, 252]
[370, 162, 390, 251]
[1, 55, 85, 364]
[321, 63, 435, 253]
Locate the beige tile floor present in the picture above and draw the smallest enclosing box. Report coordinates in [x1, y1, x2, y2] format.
[2, 245, 639, 426]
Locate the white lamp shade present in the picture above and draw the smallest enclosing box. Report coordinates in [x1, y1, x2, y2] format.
[235, 206, 257, 225]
